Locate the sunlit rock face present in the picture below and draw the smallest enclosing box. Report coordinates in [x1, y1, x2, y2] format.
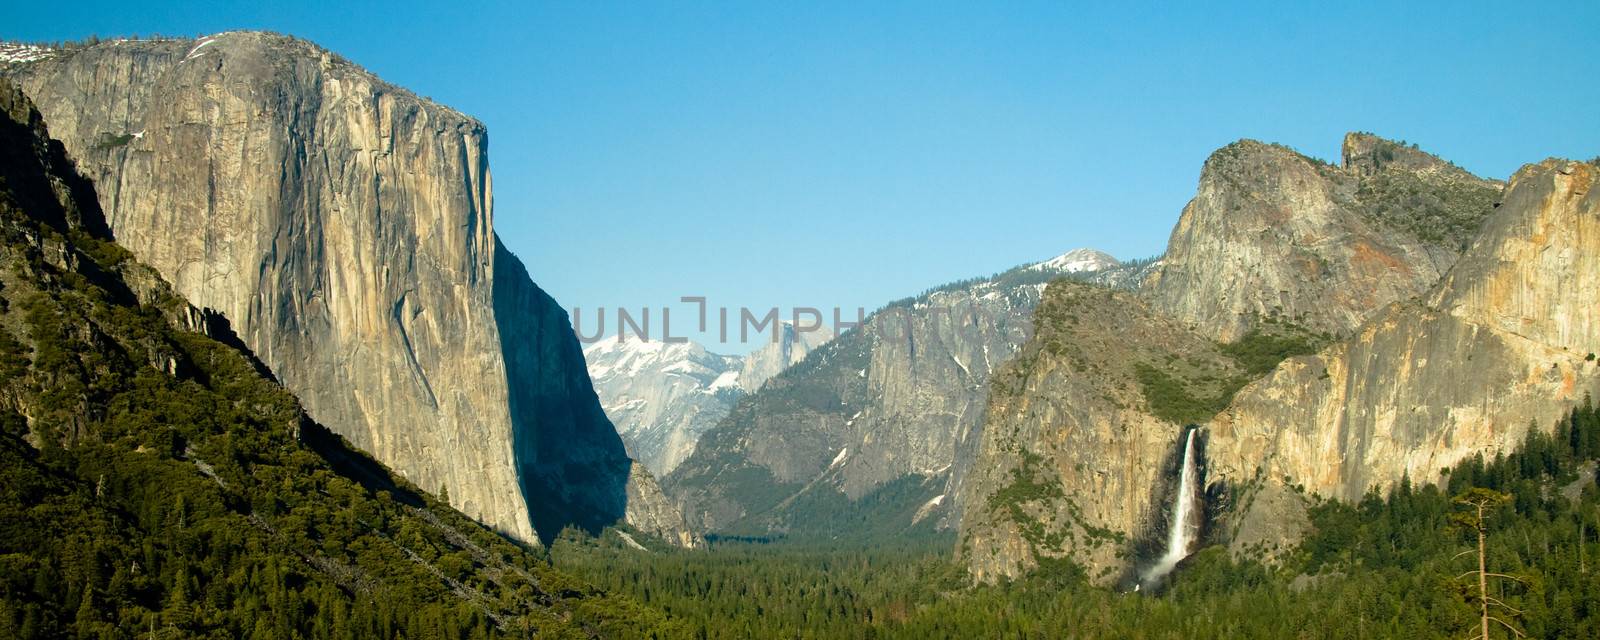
[955, 279, 1257, 585]
[958, 137, 1595, 585]
[2, 32, 698, 548]
[1209, 159, 1600, 556]
[667, 256, 1121, 538]
[1142, 135, 1499, 342]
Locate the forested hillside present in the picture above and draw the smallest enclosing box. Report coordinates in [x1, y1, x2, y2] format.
[0, 83, 668, 639]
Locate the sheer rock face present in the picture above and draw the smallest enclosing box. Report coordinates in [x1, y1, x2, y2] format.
[1208, 159, 1600, 554]
[738, 322, 835, 394]
[3, 33, 695, 548]
[624, 464, 704, 548]
[1142, 137, 1499, 342]
[958, 283, 1240, 584]
[665, 271, 1072, 536]
[956, 137, 1557, 585]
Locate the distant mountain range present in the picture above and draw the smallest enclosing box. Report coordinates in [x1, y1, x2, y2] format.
[585, 322, 831, 476]
[584, 250, 1118, 482]
[662, 248, 1127, 540]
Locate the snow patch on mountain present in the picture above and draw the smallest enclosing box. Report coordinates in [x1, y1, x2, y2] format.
[1029, 248, 1120, 273]
[584, 324, 831, 476]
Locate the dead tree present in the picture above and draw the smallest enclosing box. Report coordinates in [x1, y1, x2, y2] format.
[1451, 487, 1524, 640]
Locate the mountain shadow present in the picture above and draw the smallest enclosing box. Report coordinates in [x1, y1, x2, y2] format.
[492, 237, 632, 545]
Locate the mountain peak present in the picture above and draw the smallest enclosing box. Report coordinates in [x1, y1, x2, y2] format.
[1030, 248, 1119, 273]
[1340, 131, 1477, 180]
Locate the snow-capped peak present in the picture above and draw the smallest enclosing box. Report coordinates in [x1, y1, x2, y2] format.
[1029, 248, 1119, 273]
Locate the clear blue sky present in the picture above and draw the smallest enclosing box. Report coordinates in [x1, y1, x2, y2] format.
[5, 2, 1598, 352]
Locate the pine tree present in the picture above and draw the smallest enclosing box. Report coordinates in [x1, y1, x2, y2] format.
[73, 582, 97, 639]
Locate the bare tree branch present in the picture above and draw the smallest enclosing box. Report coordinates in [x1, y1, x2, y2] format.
[1483, 596, 1524, 614]
[1489, 615, 1527, 637]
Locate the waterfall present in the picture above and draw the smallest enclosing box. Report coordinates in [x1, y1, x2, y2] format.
[1142, 427, 1202, 586]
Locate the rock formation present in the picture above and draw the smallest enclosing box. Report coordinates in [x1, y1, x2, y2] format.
[1142, 137, 1499, 341]
[666, 254, 1119, 537]
[0, 80, 667, 637]
[958, 282, 1242, 583]
[738, 321, 835, 394]
[585, 322, 830, 477]
[956, 135, 1581, 584]
[1, 33, 696, 547]
[1209, 158, 1600, 555]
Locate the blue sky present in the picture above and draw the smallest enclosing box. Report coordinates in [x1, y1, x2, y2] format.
[5, 2, 1598, 352]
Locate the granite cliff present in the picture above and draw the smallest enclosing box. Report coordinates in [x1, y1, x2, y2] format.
[666, 253, 1118, 538]
[958, 134, 1538, 584]
[0, 81, 668, 636]
[1142, 135, 1499, 341]
[1209, 157, 1600, 557]
[1, 33, 696, 547]
[958, 282, 1245, 583]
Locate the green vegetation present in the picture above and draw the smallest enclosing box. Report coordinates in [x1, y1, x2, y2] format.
[1133, 363, 1239, 425]
[985, 450, 1068, 551]
[1218, 326, 1323, 376]
[0, 111, 667, 638]
[728, 474, 948, 544]
[1133, 321, 1325, 425]
[554, 535, 966, 639]
[1358, 135, 1420, 166]
[90, 132, 133, 150]
[1355, 164, 1500, 249]
[553, 401, 1600, 638]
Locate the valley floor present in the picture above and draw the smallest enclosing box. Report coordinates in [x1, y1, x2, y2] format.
[556, 404, 1600, 639]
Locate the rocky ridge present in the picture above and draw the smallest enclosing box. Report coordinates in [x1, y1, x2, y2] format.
[959, 134, 1537, 583]
[1141, 136, 1500, 342]
[1209, 157, 1600, 557]
[666, 252, 1120, 538]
